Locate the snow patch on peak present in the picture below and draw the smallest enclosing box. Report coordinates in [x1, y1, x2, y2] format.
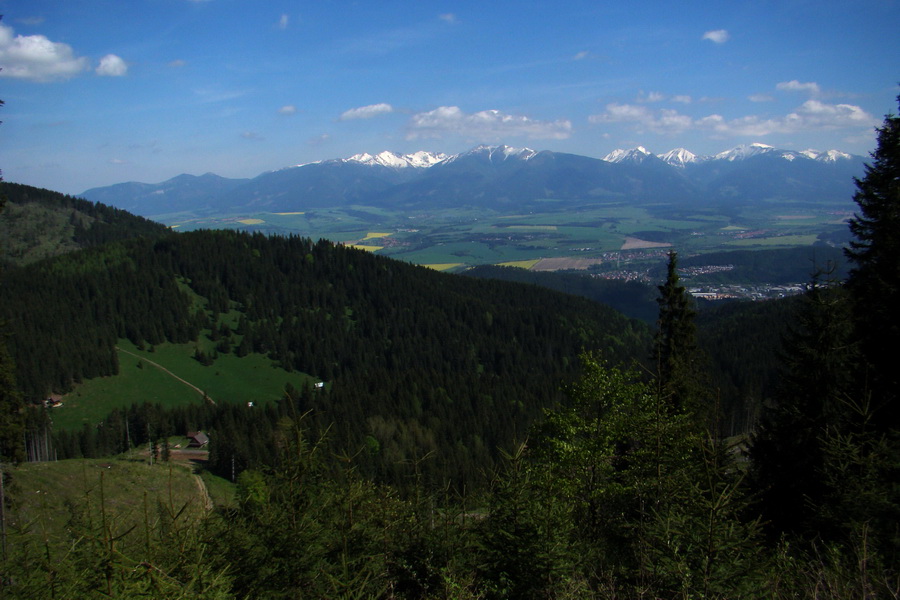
[603, 146, 653, 164]
[714, 143, 777, 162]
[448, 145, 537, 163]
[345, 151, 448, 168]
[404, 150, 450, 167]
[659, 148, 702, 167]
[808, 149, 853, 162]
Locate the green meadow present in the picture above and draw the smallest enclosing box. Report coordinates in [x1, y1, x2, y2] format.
[54, 340, 317, 431]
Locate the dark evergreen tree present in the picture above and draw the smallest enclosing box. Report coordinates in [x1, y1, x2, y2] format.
[653, 250, 704, 415]
[748, 277, 857, 541]
[845, 94, 900, 432]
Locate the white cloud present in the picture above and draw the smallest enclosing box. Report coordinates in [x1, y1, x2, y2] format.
[640, 91, 665, 103]
[671, 95, 692, 104]
[439, 13, 457, 24]
[776, 80, 821, 95]
[169, 59, 187, 68]
[749, 93, 774, 102]
[16, 17, 46, 26]
[573, 50, 590, 60]
[96, 54, 128, 76]
[589, 104, 692, 134]
[589, 100, 876, 137]
[241, 131, 264, 140]
[791, 99, 874, 128]
[407, 106, 572, 140]
[0, 23, 89, 81]
[702, 29, 729, 44]
[279, 105, 297, 115]
[340, 103, 394, 120]
[277, 14, 289, 30]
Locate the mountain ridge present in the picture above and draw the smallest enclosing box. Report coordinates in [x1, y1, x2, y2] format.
[80, 143, 866, 217]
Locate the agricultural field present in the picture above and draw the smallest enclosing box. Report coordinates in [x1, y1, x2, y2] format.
[162, 196, 853, 273]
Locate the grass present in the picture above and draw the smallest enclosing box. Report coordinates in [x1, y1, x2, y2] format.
[6, 454, 217, 546]
[54, 339, 317, 431]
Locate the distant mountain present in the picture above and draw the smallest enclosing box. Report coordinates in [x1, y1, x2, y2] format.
[82, 173, 250, 216]
[80, 143, 866, 217]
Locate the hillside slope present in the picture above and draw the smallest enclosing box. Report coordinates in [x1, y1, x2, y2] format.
[1, 229, 651, 486]
[0, 182, 170, 267]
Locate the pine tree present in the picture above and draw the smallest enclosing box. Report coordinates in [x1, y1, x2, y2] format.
[748, 276, 857, 541]
[653, 250, 704, 415]
[0, 92, 24, 463]
[845, 94, 900, 432]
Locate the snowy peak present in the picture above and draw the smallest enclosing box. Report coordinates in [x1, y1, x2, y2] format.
[714, 143, 777, 162]
[658, 148, 703, 168]
[799, 148, 854, 162]
[450, 144, 538, 163]
[344, 150, 448, 169]
[603, 146, 654, 164]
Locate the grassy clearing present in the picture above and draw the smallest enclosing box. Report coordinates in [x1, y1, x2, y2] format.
[350, 244, 383, 252]
[54, 340, 317, 431]
[6, 455, 214, 546]
[362, 232, 393, 240]
[422, 263, 464, 271]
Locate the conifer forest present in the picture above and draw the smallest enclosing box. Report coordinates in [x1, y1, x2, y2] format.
[0, 101, 897, 598]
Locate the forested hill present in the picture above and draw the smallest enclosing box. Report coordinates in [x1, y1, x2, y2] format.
[0, 181, 170, 267]
[1, 229, 650, 486]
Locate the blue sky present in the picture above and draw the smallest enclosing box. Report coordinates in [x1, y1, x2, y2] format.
[1, 0, 898, 194]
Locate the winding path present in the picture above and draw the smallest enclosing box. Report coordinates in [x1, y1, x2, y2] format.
[116, 346, 216, 405]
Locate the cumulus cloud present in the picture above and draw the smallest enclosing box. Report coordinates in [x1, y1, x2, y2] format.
[277, 14, 289, 30]
[702, 29, 729, 44]
[439, 13, 458, 24]
[340, 103, 394, 120]
[589, 100, 876, 137]
[749, 93, 774, 102]
[279, 105, 297, 115]
[590, 104, 693, 134]
[776, 80, 821, 95]
[96, 54, 128, 76]
[0, 23, 89, 81]
[640, 91, 665, 103]
[407, 106, 572, 141]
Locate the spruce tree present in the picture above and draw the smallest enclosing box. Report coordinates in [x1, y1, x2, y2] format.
[653, 250, 703, 414]
[0, 92, 24, 464]
[845, 94, 900, 432]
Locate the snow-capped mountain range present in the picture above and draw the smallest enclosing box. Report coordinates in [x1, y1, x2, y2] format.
[82, 143, 865, 217]
[603, 142, 854, 166]
[306, 142, 854, 172]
